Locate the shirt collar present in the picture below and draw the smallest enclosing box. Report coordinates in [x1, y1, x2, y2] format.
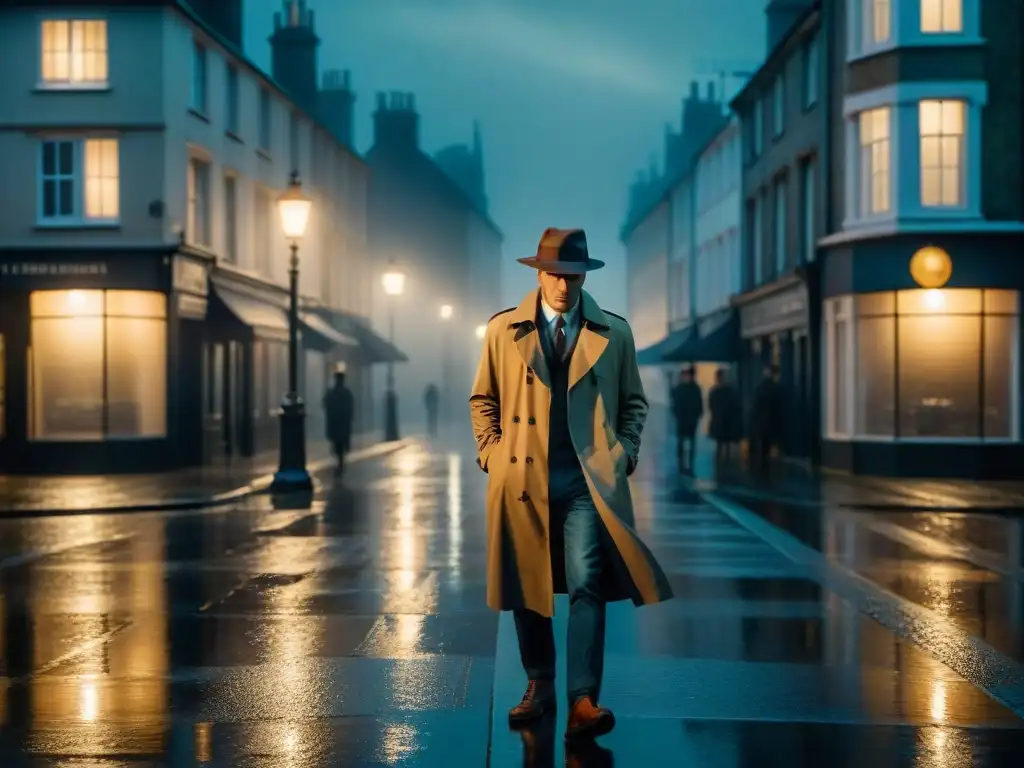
[539, 296, 580, 328]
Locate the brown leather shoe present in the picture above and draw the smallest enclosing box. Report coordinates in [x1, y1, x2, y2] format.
[565, 695, 615, 741]
[508, 679, 555, 726]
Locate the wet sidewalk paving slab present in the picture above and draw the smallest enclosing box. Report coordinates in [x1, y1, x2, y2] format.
[489, 482, 1024, 767]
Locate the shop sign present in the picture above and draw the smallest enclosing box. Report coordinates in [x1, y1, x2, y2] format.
[172, 256, 208, 296]
[177, 292, 207, 320]
[0, 262, 108, 277]
[740, 285, 808, 338]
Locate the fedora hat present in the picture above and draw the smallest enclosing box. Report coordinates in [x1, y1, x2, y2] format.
[517, 227, 605, 273]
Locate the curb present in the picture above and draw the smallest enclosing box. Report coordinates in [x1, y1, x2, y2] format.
[0, 438, 414, 518]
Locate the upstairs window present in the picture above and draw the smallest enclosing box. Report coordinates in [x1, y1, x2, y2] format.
[38, 138, 119, 224]
[864, 0, 891, 47]
[919, 99, 965, 207]
[225, 64, 239, 134]
[922, 0, 963, 32]
[259, 88, 272, 151]
[191, 41, 207, 114]
[41, 20, 108, 87]
[858, 107, 891, 216]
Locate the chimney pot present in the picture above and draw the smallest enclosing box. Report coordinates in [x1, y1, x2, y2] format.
[689, 81, 699, 98]
[707, 81, 715, 101]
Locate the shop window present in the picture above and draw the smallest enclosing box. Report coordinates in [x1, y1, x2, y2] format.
[825, 289, 1019, 441]
[29, 290, 167, 440]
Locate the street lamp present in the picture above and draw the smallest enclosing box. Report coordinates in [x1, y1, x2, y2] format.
[381, 262, 406, 442]
[440, 304, 453, 429]
[475, 324, 486, 340]
[271, 170, 314, 495]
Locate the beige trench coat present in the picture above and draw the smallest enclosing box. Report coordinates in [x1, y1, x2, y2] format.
[469, 289, 674, 617]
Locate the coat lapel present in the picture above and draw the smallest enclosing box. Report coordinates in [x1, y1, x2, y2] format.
[568, 291, 611, 391]
[508, 290, 551, 388]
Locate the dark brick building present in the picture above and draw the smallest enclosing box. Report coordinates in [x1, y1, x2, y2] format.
[817, 0, 1024, 477]
[731, 0, 824, 461]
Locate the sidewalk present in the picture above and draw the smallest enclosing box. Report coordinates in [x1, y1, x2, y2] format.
[0, 433, 410, 516]
[681, 440, 1024, 511]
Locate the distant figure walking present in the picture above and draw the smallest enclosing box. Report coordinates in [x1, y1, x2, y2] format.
[424, 383, 439, 437]
[671, 366, 704, 476]
[750, 364, 784, 480]
[323, 363, 355, 476]
[708, 367, 742, 468]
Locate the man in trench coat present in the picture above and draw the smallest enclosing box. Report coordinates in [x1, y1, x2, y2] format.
[469, 227, 674, 743]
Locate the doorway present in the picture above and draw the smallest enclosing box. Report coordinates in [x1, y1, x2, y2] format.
[0, 333, 5, 442]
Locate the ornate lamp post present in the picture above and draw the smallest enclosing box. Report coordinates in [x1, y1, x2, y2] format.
[270, 171, 314, 495]
[381, 263, 406, 441]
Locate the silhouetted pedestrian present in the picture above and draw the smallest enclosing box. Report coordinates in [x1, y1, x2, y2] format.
[750, 364, 784, 480]
[323, 363, 354, 476]
[708, 367, 741, 468]
[424, 383, 439, 437]
[671, 366, 703, 475]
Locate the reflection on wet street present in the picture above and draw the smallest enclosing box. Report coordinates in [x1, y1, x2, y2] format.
[1, 430, 1023, 765]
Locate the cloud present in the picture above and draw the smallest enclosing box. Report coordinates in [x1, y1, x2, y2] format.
[385, 1, 678, 99]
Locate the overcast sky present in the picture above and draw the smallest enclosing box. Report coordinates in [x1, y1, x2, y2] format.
[246, 0, 765, 314]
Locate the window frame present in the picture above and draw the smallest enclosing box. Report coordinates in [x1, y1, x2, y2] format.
[847, 0, 981, 63]
[225, 63, 240, 135]
[190, 39, 208, 115]
[918, 98, 966, 209]
[37, 136, 120, 227]
[259, 88, 273, 152]
[186, 154, 212, 247]
[772, 76, 786, 138]
[823, 290, 1020, 443]
[774, 176, 788, 276]
[38, 18, 109, 90]
[803, 35, 819, 109]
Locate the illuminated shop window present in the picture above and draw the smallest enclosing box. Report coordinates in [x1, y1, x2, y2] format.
[29, 290, 167, 440]
[825, 289, 1019, 441]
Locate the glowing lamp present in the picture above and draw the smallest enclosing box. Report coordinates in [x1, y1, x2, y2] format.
[278, 171, 312, 240]
[923, 289, 947, 311]
[440, 304, 453, 320]
[475, 324, 487, 340]
[910, 246, 952, 289]
[381, 268, 406, 296]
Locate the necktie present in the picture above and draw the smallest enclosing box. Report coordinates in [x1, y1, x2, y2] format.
[554, 316, 566, 359]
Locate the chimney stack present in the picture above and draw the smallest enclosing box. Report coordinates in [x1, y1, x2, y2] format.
[318, 69, 356, 147]
[270, 0, 321, 113]
[372, 91, 420, 151]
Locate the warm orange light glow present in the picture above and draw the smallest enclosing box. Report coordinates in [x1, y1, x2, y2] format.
[923, 288, 946, 311]
[440, 304, 453, 320]
[382, 269, 405, 296]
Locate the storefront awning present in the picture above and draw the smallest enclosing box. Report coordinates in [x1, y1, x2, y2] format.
[212, 281, 289, 340]
[314, 308, 408, 364]
[636, 326, 696, 366]
[684, 309, 739, 363]
[300, 311, 358, 350]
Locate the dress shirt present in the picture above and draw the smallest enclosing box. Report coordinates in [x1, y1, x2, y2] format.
[539, 297, 580, 361]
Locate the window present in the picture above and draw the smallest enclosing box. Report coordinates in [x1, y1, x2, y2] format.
[224, 174, 238, 263]
[858, 107, 891, 216]
[864, 0, 891, 47]
[40, 20, 108, 87]
[752, 100, 763, 157]
[29, 290, 167, 440]
[254, 185, 272, 275]
[803, 36, 819, 108]
[289, 111, 300, 171]
[825, 289, 1019, 441]
[772, 77, 785, 137]
[922, 0, 962, 32]
[186, 158, 211, 246]
[191, 41, 207, 114]
[752, 195, 763, 285]
[225, 64, 239, 134]
[39, 138, 119, 223]
[774, 178, 787, 275]
[801, 160, 815, 262]
[919, 99, 964, 207]
[259, 88, 272, 151]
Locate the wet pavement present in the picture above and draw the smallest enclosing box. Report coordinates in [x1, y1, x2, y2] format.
[0, 435, 397, 515]
[0, 425, 1023, 765]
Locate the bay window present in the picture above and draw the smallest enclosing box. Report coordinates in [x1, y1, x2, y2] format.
[859, 108, 891, 217]
[921, 0, 963, 33]
[824, 289, 1019, 441]
[29, 290, 167, 440]
[848, 0, 978, 61]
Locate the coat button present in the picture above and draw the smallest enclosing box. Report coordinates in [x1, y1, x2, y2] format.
[525, 456, 533, 464]
[513, 416, 520, 423]
[510, 455, 517, 463]
[527, 417, 536, 425]
[519, 491, 530, 502]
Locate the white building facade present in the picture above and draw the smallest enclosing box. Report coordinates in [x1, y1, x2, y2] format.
[0, 2, 382, 473]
